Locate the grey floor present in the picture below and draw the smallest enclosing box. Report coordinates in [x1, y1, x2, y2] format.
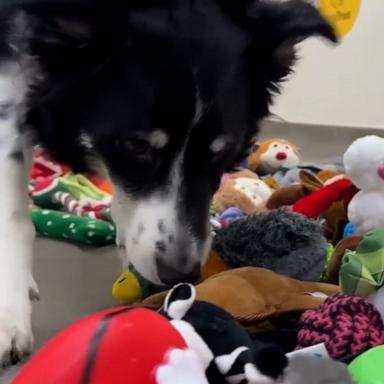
[0, 239, 120, 383]
[1, 122, 377, 383]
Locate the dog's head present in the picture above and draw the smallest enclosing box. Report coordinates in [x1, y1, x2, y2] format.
[11, 0, 336, 284]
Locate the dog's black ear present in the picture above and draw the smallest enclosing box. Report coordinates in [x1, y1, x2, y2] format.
[255, 0, 338, 45]
[247, 0, 338, 88]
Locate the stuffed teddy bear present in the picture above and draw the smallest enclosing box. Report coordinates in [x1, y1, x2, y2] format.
[245, 139, 300, 175]
[212, 170, 272, 215]
[344, 135, 384, 234]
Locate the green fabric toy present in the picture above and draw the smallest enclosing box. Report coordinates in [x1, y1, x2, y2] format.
[31, 209, 115, 246]
[61, 173, 111, 202]
[349, 345, 384, 384]
[340, 230, 384, 296]
[320, 243, 335, 282]
[31, 179, 70, 210]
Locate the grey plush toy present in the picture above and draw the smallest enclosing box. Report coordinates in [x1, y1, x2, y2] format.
[284, 355, 355, 384]
[213, 209, 327, 281]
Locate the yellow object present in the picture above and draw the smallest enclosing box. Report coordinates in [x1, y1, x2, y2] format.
[318, 0, 361, 38]
[112, 271, 142, 304]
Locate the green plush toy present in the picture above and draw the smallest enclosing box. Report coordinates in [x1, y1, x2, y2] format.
[31, 209, 115, 246]
[349, 345, 384, 383]
[341, 230, 384, 296]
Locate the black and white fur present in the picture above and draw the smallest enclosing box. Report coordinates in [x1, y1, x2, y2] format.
[0, 0, 336, 364]
[161, 283, 288, 383]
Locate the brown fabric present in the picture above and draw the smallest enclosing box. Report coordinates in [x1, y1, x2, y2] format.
[143, 267, 340, 328]
[200, 250, 230, 281]
[317, 169, 342, 183]
[299, 170, 324, 192]
[327, 235, 363, 284]
[266, 184, 306, 209]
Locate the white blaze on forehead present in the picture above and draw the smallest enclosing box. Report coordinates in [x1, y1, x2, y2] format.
[210, 136, 228, 153]
[149, 130, 169, 149]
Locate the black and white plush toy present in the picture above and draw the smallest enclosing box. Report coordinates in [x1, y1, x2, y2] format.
[159, 284, 288, 384]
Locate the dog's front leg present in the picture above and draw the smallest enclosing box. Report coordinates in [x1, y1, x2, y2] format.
[0, 68, 35, 365]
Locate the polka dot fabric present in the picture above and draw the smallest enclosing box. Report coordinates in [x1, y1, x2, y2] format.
[297, 295, 384, 360]
[31, 210, 116, 246]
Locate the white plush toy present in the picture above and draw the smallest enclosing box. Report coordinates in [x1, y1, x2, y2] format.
[344, 135, 384, 234]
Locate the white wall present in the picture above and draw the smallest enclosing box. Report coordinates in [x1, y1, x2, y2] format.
[272, 0, 384, 129]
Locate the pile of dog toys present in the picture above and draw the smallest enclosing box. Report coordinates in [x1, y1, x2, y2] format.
[22, 135, 384, 383]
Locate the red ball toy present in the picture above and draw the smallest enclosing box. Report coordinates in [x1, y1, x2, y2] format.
[14, 307, 187, 384]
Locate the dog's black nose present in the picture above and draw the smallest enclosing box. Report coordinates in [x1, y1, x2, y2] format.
[156, 258, 201, 286]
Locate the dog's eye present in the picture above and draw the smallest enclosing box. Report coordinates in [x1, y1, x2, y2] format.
[117, 138, 152, 160]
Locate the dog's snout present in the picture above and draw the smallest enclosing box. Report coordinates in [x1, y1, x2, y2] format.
[156, 258, 201, 286]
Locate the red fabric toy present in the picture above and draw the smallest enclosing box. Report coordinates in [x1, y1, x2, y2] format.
[14, 308, 187, 384]
[31, 149, 70, 182]
[292, 178, 354, 219]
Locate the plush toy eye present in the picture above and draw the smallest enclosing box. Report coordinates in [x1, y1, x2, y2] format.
[273, 144, 278, 148]
[285, 146, 289, 150]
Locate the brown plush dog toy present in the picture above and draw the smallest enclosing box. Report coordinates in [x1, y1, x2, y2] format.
[144, 267, 340, 330]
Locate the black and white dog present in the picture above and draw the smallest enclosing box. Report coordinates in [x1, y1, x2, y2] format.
[0, 0, 335, 365]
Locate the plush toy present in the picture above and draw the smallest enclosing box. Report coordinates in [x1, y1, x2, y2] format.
[212, 171, 272, 215]
[340, 230, 384, 296]
[31, 149, 70, 181]
[16, 284, 289, 384]
[297, 295, 384, 362]
[292, 177, 358, 243]
[267, 169, 345, 210]
[112, 269, 163, 304]
[213, 209, 328, 281]
[14, 307, 188, 384]
[245, 139, 300, 175]
[144, 268, 339, 329]
[113, 209, 330, 305]
[112, 247, 234, 305]
[344, 135, 384, 234]
[160, 283, 287, 383]
[31, 209, 115, 246]
[326, 235, 363, 284]
[348, 345, 384, 384]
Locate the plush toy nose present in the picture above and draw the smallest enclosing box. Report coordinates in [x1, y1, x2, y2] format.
[276, 152, 287, 161]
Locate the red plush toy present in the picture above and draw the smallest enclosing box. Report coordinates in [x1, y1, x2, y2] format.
[292, 178, 356, 219]
[14, 307, 187, 384]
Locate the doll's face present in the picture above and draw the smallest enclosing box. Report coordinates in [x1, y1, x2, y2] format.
[260, 141, 300, 173]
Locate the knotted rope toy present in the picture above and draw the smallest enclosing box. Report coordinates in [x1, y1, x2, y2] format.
[297, 294, 384, 361]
